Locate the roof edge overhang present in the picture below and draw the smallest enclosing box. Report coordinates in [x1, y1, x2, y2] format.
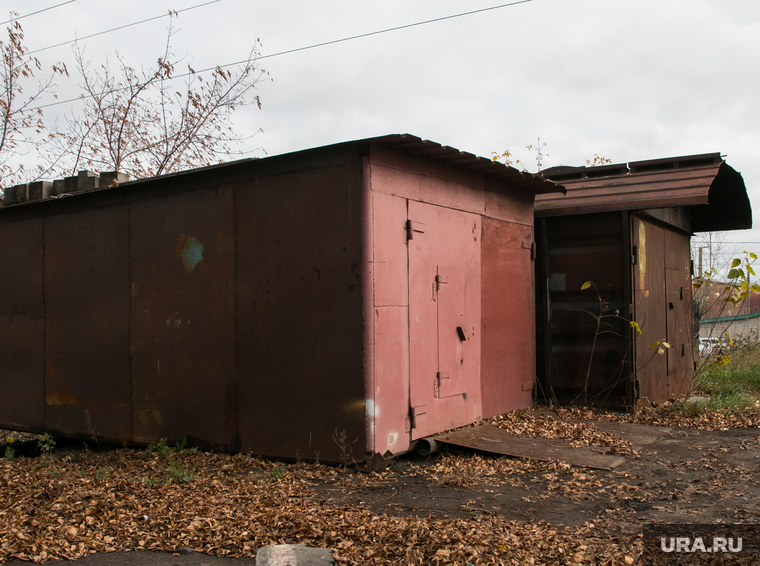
[536, 155, 752, 232]
[690, 162, 752, 232]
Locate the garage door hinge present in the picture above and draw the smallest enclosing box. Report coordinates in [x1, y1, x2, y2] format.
[406, 220, 425, 242]
[433, 275, 448, 301]
[522, 240, 536, 261]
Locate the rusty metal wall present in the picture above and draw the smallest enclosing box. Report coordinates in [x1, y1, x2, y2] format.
[0, 153, 366, 460]
[537, 212, 631, 407]
[632, 216, 668, 404]
[632, 215, 693, 404]
[0, 218, 45, 430]
[44, 207, 132, 440]
[130, 187, 237, 449]
[480, 217, 535, 418]
[664, 228, 694, 399]
[235, 163, 366, 462]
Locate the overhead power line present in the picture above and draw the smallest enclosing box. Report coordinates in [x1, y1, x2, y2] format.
[1, 0, 79, 26]
[31, 0, 532, 111]
[252, 0, 533, 63]
[27, 0, 222, 55]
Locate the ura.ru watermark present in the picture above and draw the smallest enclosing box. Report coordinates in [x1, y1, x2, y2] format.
[659, 536, 742, 553]
[643, 524, 759, 564]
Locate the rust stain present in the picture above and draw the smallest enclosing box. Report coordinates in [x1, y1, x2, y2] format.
[177, 234, 204, 273]
[638, 221, 647, 292]
[45, 391, 78, 406]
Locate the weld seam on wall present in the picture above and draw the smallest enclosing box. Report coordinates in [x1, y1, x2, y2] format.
[405, 197, 412, 437]
[128, 203, 134, 442]
[231, 185, 239, 449]
[42, 217, 47, 429]
[361, 156, 375, 455]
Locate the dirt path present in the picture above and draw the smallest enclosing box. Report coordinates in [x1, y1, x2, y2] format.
[3, 414, 759, 564]
[311, 425, 760, 534]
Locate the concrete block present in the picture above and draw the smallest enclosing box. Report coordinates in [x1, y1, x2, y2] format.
[28, 181, 54, 201]
[6, 184, 29, 204]
[255, 544, 334, 566]
[99, 171, 129, 188]
[77, 170, 100, 192]
[2, 185, 19, 205]
[63, 176, 78, 194]
[53, 179, 66, 195]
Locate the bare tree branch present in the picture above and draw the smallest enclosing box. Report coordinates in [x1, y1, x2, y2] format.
[0, 16, 66, 188]
[42, 17, 267, 180]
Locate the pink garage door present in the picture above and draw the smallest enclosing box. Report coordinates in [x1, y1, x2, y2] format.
[407, 200, 482, 439]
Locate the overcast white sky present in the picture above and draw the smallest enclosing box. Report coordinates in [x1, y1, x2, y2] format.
[7, 0, 760, 262]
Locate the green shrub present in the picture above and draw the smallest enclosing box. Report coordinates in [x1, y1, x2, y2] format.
[146, 438, 172, 458]
[37, 433, 56, 455]
[694, 355, 760, 410]
[167, 460, 194, 484]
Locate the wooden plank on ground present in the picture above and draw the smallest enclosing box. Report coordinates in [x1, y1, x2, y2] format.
[530, 409, 672, 449]
[435, 424, 626, 470]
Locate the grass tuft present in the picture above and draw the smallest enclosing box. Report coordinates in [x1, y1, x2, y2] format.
[692, 342, 760, 411]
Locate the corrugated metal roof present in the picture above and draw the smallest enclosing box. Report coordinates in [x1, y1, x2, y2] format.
[1, 134, 564, 209]
[535, 153, 751, 232]
[137, 133, 566, 195]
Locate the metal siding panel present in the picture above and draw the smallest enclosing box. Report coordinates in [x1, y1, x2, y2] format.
[371, 192, 408, 307]
[44, 207, 132, 440]
[483, 188, 534, 226]
[0, 219, 44, 430]
[370, 163, 486, 216]
[367, 137, 561, 196]
[235, 165, 366, 463]
[665, 230, 694, 399]
[633, 218, 668, 404]
[480, 217, 534, 418]
[370, 190, 410, 456]
[372, 306, 410, 456]
[408, 200, 481, 439]
[130, 188, 236, 447]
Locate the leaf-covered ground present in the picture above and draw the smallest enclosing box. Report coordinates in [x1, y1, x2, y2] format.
[2, 405, 759, 565]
